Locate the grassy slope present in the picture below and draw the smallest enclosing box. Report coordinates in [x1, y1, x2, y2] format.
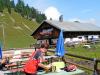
[0, 9, 39, 50]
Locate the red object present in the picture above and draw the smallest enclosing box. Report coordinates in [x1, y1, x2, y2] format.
[64, 65, 77, 72]
[23, 51, 40, 74]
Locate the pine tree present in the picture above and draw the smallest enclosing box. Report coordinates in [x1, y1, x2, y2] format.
[36, 12, 46, 23]
[25, 4, 30, 19]
[7, 0, 11, 14]
[15, 0, 24, 13]
[0, 0, 4, 12]
[10, 0, 15, 8]
[31, 7, 37, 18]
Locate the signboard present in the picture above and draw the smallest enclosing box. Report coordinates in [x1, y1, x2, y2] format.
[40, 28, 53, 36]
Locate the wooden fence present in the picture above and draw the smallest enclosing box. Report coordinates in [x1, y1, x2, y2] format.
[48, 49, 100, 75]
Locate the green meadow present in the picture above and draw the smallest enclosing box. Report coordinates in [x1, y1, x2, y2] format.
[0, 9, 39, 50]
[66, 43, 100, 59]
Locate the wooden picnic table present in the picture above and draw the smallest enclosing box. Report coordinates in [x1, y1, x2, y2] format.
[5, 57, 28, 71]
[4, 58, 27, 75]
[6, 55, 54, 69]
[37, 69, 84, 75]
[2, 55, 86, 75]
[2, 68, 84, 75]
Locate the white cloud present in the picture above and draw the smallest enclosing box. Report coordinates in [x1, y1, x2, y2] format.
[44, 6, 61, 20]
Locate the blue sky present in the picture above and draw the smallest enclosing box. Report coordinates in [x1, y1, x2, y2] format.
[14, 0, 100, 26]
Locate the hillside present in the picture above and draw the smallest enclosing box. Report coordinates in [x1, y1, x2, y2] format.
[0, 9, 39, 50]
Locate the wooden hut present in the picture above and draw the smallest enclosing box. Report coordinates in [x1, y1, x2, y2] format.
[31, 20, 100, 45]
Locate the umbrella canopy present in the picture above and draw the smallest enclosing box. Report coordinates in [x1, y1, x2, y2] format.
[55, 30, 65, 57]
[0, 45, 2, 59]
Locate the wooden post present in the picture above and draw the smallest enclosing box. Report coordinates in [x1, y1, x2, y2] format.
[93, 58, 98, 75]
[2, 24, 6, 50]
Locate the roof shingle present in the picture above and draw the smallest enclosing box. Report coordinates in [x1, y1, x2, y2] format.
[45, 20, 100, 31]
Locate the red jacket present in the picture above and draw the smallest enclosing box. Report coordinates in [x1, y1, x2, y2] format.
[23, 50, 41, 74]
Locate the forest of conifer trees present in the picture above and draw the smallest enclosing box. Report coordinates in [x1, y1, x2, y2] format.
[0, 0, 46, 23]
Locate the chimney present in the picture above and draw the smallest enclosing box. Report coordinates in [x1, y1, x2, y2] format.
[74, 21, 80, 23]
[50, 18, 52, 20]
[59, 15, 63, 22]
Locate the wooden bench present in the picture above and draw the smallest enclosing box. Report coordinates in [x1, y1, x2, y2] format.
[5, 62, 25, 74]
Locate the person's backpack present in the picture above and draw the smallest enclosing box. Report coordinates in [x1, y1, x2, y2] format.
[64, 64, 77, 72]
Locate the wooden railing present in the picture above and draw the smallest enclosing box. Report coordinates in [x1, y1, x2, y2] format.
[48, 49, 100, 75]
[65, 53, 100, 74]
